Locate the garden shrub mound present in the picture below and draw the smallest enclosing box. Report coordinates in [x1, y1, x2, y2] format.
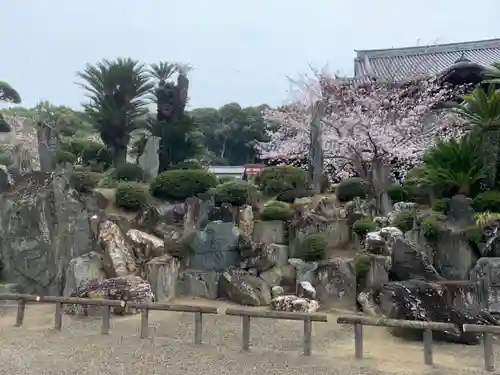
[55, 150, 77, 165]
[393, 209, 414, 232]
[431, 198, 450, 213]
[256, 165, 308, 196]
[170, 159, 203, 170]
[81, 141, 112, 171]
[70, 171, 102, 193]
[112, 163, 146, 182]
[336, 177, 366, 202]
[352, 217, 376, 239]
[473, 191, 500, 213]
[260, 200, 294, 221]
[151, 169, 218, 201]
[387, 183, 409, 203]
[214, 180, 257, 206]
[115, 182, 149, 211]
[276, 188, 314, 203]
[300, 233, 327, 262]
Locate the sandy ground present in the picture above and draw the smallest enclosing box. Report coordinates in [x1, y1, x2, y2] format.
[0, 299, 497, 375]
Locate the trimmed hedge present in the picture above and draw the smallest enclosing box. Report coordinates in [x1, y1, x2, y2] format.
[70, 171, 101, 193]
[473, 191, 500, 213]
[214, 180, 257, 206]
[352, 217, 376, 239]
[300, 233, 327, 262]
[151, 169, 218, 201]
[112, 163, 146, 182]
[387, 184, 409, 203]
[256, 165, 308, 196]
[336, 177, 367, 202]
[276, 188, 314, 203]
[170, 159, 203, 170]
[115, 182, 149, 211]
[260, 201, 294, 221]
[431, 198, 450, 213]
[81, 142, 112, 171]
[393, 209, 414, 232]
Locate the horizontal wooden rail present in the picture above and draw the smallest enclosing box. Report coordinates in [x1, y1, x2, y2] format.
[226, 307, 328, 356]
[463, 324, 500, 372]
[128, 301, 218, 314]
[337, 315, 460, 369]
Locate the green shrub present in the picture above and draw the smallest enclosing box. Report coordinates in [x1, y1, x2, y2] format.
[115, 182, 149, 211]
[112, 163, 146, 182]
[55, 150, 77, 165]
[81, 142, 112, 171]
[336, 177, 367, 202]
[170, 159, 203, 170]
[387, 184, 409, 203]
[393, 209, 414, 232]
[257, 165, 308, 196]
[276, 188, 314, 203]
[300, 233, 327, 262]
[61, 138, 90, 158]
[473, 191, 500, 213]
[0, 152, 12, 166]
[431, 198, 450, 213]
[70, 171, 101, 193]
[421, 217, 443, 242]
[465, 225, 484, 244]
[98, 175, 118, 188]
[218, 176, 236, 184]
[260, 201, 293, 221]
[353, 255, 371, 277]
[151, 169, 217, 201]
[352, 217, 376, 239]
[214, 180, 257, 206]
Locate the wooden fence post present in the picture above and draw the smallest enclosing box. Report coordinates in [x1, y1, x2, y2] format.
[303, 317, 312, 356]
[54, 303, 63, 331]
[140, 308, 149, 339]
[242, 315, 251, 351]
[354, 323, 363, 359]
[15, 300, 26, 327]
[423, 328, 433, 365]
[101, 306, 111, 335]
[194, 312, 202, 345]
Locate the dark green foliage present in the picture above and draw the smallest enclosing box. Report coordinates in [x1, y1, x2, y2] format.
[170, 159, 203, 170]
[421, 217, 443, 242]
[115, 182, 149, 211]
[0, 152, 12, 166]
[431, 198, 450, 213]
[257, 165, 308, 196]
[98, 175, 118, 188]
[473, 191, 500, 212]
[214, 180, 256, 206]
[276, 188, 314, 203]
[465, 226, 484, 244]
[70, 171, 101, 193]
[387, 184, 409, 203]
[300, 233, 327, 262]
[336, 177, 367, 202]
[260, 201, 293, 221]
[150, 169, 217, 201]
[81, 141, 112, 171]
[393, 209, 414, 232]
[352, 217, 376, 239]
[61, 138, 91, 158]
[353, 255, 371, 277]
[112, 163, 146, 182]
[55, 150, 77, 165]
[218, 176, 236, 184]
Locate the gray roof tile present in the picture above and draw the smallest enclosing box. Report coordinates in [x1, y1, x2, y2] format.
[354, 38, 500, 82]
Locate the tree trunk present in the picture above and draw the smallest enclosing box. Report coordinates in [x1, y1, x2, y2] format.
[308, 101, 324, 194]
[370, 158, 393, 216]
[112, 145, 127, 168]
[484, 131, 500, 189]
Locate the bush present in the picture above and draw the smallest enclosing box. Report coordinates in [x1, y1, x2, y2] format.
[98, 175, 118, 188]
[431, 198, 450, 213]
[257, 165, 308, 196]
[465, 225, 484, 244]
[0, 152, 12, 166]
[300, 233, 327, 262]
[81, 142, 112, 171]
[393, 209, 414, 232]
[55, 150, 77, 165]
[260, 201, 293, 221]
[473, 191, 500, 213]
[61, 138, 90, 158]
[214, 180, 256, 206]
[70, 171, 101, 193]
[170, 159, 203, 170]
[218, 176, 236, 184]
[421, 217, 443, 242]
[387, 184, 409, 203]
[112, 163, 146, 182]
[352, 217, 376, 239]
[151, 169, 218, 201]
[353, 255, 371, 277]
[115, 182, 149, 211]
[336, 177, 367, 202]
[276, 188, 314, 203]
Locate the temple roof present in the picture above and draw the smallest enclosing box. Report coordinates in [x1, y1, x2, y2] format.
[354, 38, 500, 82]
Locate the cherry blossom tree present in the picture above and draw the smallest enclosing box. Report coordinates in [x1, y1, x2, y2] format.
[259, 71, 467, 214]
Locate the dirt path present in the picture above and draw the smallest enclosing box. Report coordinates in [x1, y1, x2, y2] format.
[0, 300, 496, 374]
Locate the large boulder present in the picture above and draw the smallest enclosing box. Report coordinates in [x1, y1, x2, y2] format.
[219, 267, 271, 306]
[379, 279, 499, 344]
[470, 257, 500, 313]
[126, 229, 165, 261]
[314, 258, 357, 310]
[434, 230, 477, 280]
[63, 252, 106, 296]
[271, 295, 319, 313]
[97, 220, 137, 277]
[176, 269, 220, 299]
[144, 254, 179, 301]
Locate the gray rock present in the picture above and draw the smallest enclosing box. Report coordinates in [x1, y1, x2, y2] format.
[240, 242, 289, 272]
[271, 295, 319, 312]
[238, 205, 254, 237]
[288, 258, 318, 283]
[184, 221, 241, 272]
[365, 231, 386, 254]
[176, 269, 220, 299]
[98, 220, 137, 276]
[219, 268, 271, 306]
[127, 229, 165, 260]
[138, 135, 160, 180]
[297, 281, 316, 299]
[260, 264, 296, 289]
[252, 220, 286, 244]
[63, 252, 105, 296]
[470, 257, 500, 313]
[271, 285, 285, 298]
[435, 230, 477, 280]
[314, 258, 357, 310]
[447, 194, 475, 229]
[144, 254, 179, 301]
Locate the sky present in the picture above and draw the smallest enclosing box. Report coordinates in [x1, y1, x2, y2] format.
[2, 0, 500, 111]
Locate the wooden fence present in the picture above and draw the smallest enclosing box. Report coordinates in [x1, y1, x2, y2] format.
[337, 315, 499, 372]
[0, 293, 498, 370]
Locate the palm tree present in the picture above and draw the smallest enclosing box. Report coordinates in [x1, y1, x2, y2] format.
[450, 85, 500, 188]
[0, 81, 21, 104]
[418, 135, 489, 196]
[76, 58, 153, 167]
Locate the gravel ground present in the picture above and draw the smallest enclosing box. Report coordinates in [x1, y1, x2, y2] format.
[0, 302, 497, 375]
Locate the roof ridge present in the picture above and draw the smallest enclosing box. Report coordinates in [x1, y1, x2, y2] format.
[356, 38, 500, 58]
